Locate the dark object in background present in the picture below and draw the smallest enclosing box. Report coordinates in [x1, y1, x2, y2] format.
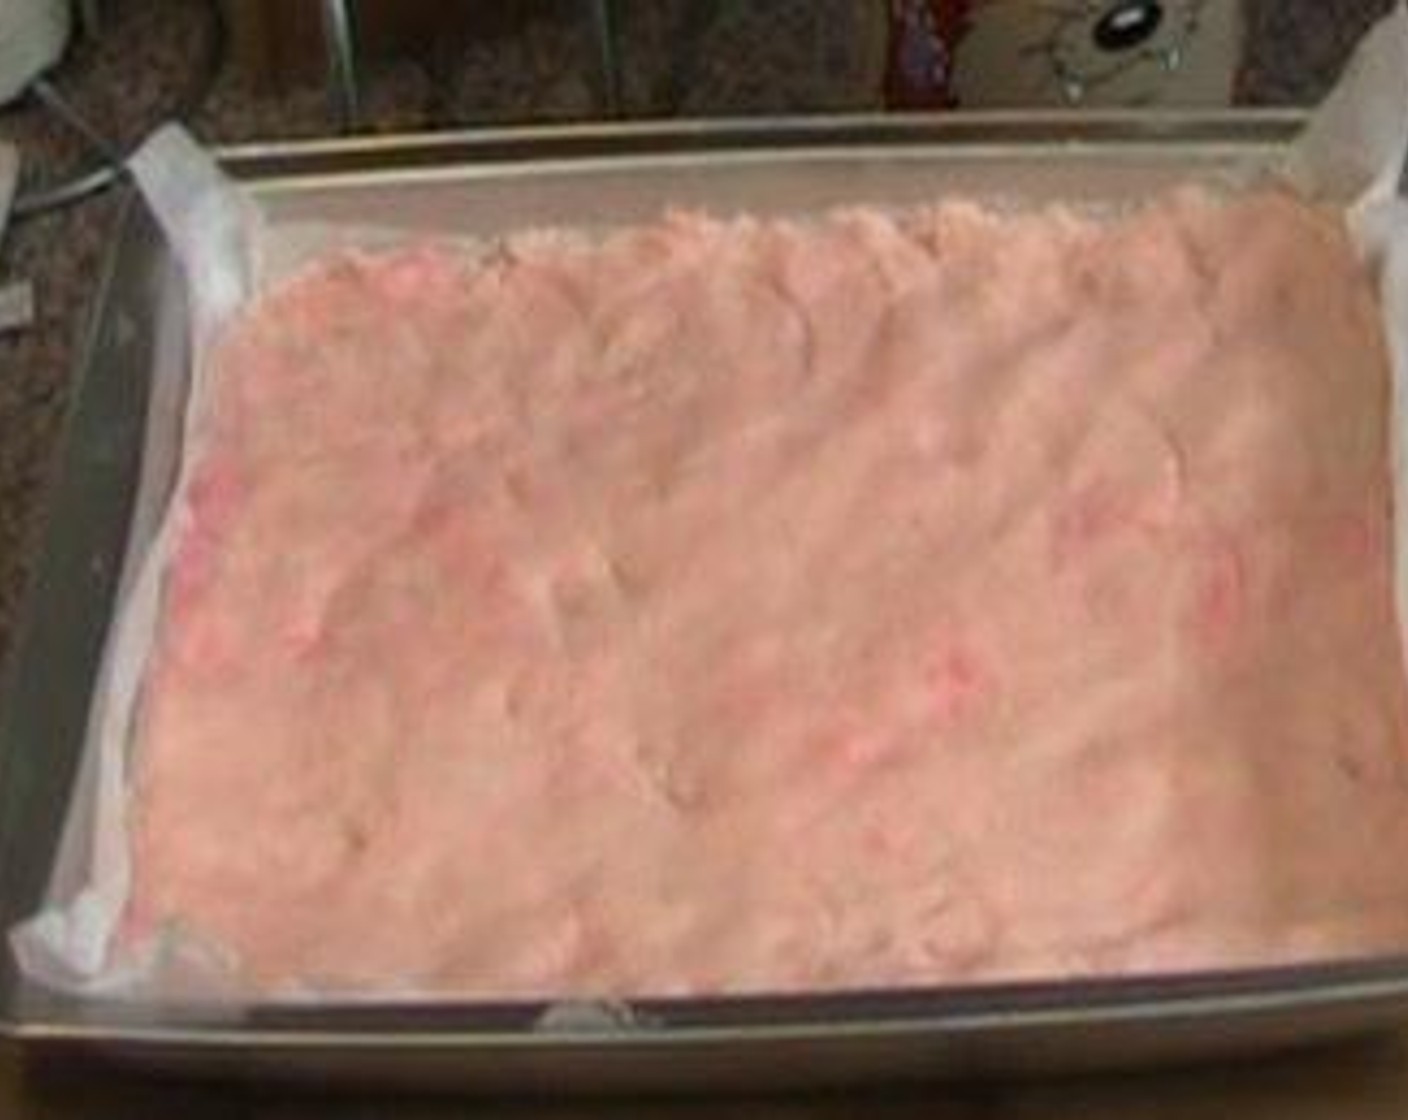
[1239, 0, 1395, 103]
[884, 0, 968, 108]
[226, 0, 544, 89]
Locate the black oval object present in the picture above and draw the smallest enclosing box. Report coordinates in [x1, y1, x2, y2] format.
[1093, 1, 1165, 52]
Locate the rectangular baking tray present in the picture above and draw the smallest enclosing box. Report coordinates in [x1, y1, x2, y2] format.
[6, 113, 1408, 1092]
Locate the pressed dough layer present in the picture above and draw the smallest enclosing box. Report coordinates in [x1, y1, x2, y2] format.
[127, 190, 1408, 996]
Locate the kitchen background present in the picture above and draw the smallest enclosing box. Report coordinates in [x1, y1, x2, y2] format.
[0, 1, 1405, 1115]
[0, 0, 1394, 662]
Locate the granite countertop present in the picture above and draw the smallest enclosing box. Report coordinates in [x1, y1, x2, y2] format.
[0, 0, 1402, 1114]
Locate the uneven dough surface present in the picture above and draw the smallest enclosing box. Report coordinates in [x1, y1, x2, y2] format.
[127, 191, 1408, 996]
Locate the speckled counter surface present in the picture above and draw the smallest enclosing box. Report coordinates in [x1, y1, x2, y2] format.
[0, 0, 1403, 1115]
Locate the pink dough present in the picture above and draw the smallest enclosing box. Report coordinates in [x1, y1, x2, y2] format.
[126, 189, 1408, 997]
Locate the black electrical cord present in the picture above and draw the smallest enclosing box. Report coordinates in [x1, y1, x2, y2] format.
[12, 0, 226, 221]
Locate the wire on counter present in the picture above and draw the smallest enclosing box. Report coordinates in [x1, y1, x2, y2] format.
[12, 0, 226, 221]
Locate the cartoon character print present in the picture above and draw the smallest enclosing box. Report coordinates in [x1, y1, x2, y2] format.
[887, 1, 1242, 109]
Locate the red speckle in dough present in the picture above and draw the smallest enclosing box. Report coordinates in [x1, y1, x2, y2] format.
[1187, 535, 1249, 647]
[837, 731, 896, 770]
[168, 460, 245, 615]
[166, 531, 214, 617]
[166, 605, 237, 676]
[1050, 480, 1133, 570]
[186, 458, 244, 527]
[929, 645, 989, 725]
[1328, 509, 1385, 569]
[371, 246, 465, 304]
[280, 615, 325, 661]
[862, 817, 918, 857]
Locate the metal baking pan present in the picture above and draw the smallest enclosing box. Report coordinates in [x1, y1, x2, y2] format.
[7, 113, 1408, 1092]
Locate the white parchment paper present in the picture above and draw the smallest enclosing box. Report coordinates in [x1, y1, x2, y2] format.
[12, 5, 1408, 1002]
